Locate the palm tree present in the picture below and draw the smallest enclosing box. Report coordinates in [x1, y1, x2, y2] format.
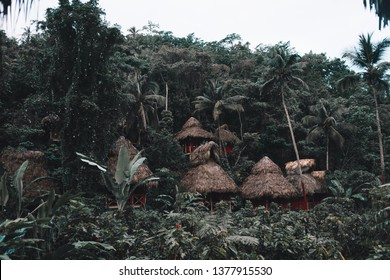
[303, 100, 346, 171]
[363, 0, 390, 30]
[0, 0, 35, 19]
[193, 79, 247, 139]
[261, 45, 309, 209]
[128, 70, 166, 142]
[337, 33, 390, 183]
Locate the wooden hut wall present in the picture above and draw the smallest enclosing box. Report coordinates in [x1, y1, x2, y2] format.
[181, 138, 204, 153]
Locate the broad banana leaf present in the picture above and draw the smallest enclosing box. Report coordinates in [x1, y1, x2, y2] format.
[13, 160, 29, 218]
[76, 152, 107, 172]
[0, 172, 8, 207]
[115, 147, 130, 185]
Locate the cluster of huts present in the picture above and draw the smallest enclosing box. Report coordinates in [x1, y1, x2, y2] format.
[160, 116, 326, 210]
[0, 116, 327, 210]
[178, 141, 326, 211]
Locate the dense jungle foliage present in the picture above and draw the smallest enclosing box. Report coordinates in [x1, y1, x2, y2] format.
[1, 0, 390, 260]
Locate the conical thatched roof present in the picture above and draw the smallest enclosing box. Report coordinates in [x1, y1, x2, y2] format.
[107, 136, 157, 187]
[189, 141, 219, 166]
[251, 156, 283, 175]
[174, 117, 214, 141]
[285, 159, 316, 174]
[286, 174, 326, 195]
[215, 124, 241, 145]
[180, 161, 238, 193]
[241, 156, 297, 199]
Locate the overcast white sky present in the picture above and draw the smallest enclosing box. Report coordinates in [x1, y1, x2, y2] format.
[2, 0, 390, 60]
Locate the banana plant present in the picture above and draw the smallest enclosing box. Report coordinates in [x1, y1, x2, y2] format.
[77, 147, 159, 213]
[13, 160, 29, 218]
[0, 172, 8, 211]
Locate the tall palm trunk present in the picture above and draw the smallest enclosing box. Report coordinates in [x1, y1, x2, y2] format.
[165, 82, 169, 111]
[282, 91, 308, 210]
[238, 111, 243, 140]
[140, 103, 147, 130]
[326, 135, 329, 171]
[373, 88, 386, 184]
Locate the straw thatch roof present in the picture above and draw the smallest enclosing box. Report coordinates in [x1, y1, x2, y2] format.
[311, 170, 326, 181]
[215, 124, 241, 145]
[107, 136, 157, 187]
[241, 156, 297, 199]
[0, 148, 60, 198]
[285, 159, 316, 174]
[174, 117, 214, 141]
[180, 161, 238, 194]
[286, 174, 326, 195]
[251, 156, 282, 175]
[189, 141, 220, 166]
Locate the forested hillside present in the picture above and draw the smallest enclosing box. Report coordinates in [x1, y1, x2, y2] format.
[0, 0, 390, 260]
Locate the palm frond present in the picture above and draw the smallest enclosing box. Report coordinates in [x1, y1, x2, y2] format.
[358, 33, 374, 65]
[372, 38, 390, 63]
[336, 75, 361, 92]
[376, 79, 390, 92]
[271, 54, 285, 69]
[285, 53, 301, 68]
[376, 62, 390, 74]
[302, 115, 322, 127]
[338, 122, 358, 134]
[192, 96, 213, 112]
[330, 105, 349, 121]
[324, 116, 337, 128]
[146, 81, 160, 95]
[261, 77, 276, 94]
[306, 126, 324, 144]
[222, 102, 244, 113]
[144, 94, 166, 107]
[342, 53, 368, 69]
[291, 76, 309, 90]
[328, 126, 345, 150]
[225, 95, 247, 103]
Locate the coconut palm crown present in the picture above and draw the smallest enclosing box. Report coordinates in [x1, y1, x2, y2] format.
[193, 79, 247, 138]
[302, 99, 347, 171]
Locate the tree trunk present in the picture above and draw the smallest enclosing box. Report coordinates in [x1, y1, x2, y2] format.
[238, 111, 243, 140]
[326, 135, 329, 171]
[165, 82, 169, 111]
[373, 89, 386, 184]
[282, 92, 308, 210]
[140, 103, 147, 131]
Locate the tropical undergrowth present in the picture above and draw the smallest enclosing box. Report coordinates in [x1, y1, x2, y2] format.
[1, 183, 390, 260]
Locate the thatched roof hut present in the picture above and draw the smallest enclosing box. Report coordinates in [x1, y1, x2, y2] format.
[174, 117, 214, 142]
[180, 141, 238, 194]
[189, 141, 220, 166]
[0, 148, 60, 198]
[181, 161, 238, 193]
[285, 159, 316, 174]
[241, 156, 297, 199]
[311, 170, 326, 181]
[286, 174, 326, 196]
[215, 124, 240, 145]
[107, 136, 157, 187]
